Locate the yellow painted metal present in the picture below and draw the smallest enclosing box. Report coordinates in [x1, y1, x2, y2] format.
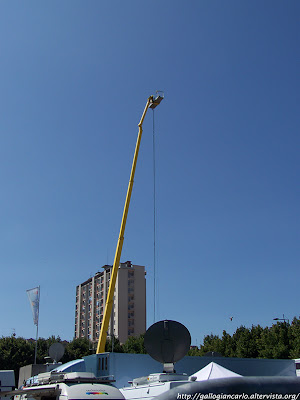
[96, 95, 158, 354]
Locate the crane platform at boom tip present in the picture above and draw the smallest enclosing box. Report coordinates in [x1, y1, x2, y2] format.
[150, 91, 164, 109]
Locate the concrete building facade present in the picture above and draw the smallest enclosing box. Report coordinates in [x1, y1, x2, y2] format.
[75, 261, 146, 344]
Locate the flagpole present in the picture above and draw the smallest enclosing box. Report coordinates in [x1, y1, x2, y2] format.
[34, 321, 38, 364]
[34, 286, 40, 364]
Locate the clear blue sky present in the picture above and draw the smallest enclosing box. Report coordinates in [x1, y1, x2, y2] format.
[0, 1, 299, 346]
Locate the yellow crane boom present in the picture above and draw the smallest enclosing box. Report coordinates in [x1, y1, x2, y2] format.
[96, 93, 164, 354]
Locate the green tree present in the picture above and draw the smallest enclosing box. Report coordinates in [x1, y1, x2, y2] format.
[249, 324, 264, 358]
[260, 322, 290, 359]
[64, 337, 91, 361]
[105, 337, 124, 353]
[187, 347, 201, 356]
[233, 325, 264, 358]
[220, 330, 235, 357]
[122, 334, 146, 354]
[289, 317, 300, 359]
[197, 334, 223, 356]
[0, 336, 34, 385]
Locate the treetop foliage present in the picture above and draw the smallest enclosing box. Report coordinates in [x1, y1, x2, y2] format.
[187, 317, 300, 359]
[1, 318, 299, 386]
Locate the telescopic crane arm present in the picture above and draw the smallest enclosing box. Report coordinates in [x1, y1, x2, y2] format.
[96, 93, 163, 354]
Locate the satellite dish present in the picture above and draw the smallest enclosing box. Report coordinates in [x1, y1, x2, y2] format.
[144, 320, 191, 372]
[49, 342, 65, 363]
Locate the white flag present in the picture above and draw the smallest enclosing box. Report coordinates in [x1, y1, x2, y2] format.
[27, 286, 40, 326]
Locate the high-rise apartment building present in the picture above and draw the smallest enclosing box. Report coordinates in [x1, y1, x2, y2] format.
[74, 261, 146, 344]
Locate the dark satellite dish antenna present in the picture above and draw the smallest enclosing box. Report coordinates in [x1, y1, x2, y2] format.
[49, 342, 65, 363]
[144, 320, 191, 373]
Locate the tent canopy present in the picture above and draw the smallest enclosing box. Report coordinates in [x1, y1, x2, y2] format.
[191, 362, 242, 381]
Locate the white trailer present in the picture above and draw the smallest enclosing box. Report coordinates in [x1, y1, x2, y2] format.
[1, 371, 124, 400]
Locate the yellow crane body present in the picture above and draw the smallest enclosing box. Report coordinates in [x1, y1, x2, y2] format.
[96, 94, 163, 354]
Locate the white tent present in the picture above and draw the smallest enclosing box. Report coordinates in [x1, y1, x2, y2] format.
[191, 362, 242, 381]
